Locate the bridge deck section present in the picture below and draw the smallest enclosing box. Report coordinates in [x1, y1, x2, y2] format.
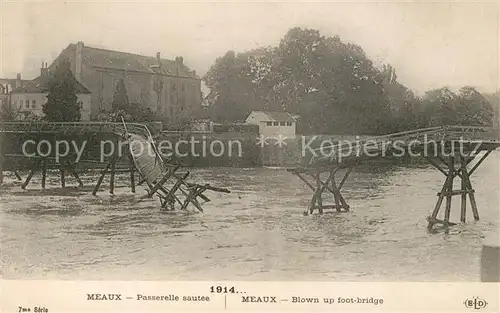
[301, 126, 500, 170]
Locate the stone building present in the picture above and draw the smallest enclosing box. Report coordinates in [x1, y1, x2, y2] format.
[48, 42, 202, 125]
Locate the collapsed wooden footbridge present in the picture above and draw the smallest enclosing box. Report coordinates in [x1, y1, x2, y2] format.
[287, 126, 500, 231]
[1, 121, 499, 230]
[0, 120, 230, 212]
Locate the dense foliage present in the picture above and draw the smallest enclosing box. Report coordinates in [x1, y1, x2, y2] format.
[204, 27, 495, 135]
[100, 79, 155, 122]
[43, 59, 81, 121]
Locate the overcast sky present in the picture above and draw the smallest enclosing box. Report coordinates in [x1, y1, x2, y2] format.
[1, 1, 498, 95]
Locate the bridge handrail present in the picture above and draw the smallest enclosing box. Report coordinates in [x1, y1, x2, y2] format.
[0, 121, 155, 139]
[307, 127, 443, 156]
[306, 125, 498, 166]
[308, 125, 495, 154]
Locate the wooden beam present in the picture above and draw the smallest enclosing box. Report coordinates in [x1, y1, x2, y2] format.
[469, 150, 492, 176]
[92, 161, 111, 195]
[316, 172, 323, 214]
[459, 155, 467, 223]
[305, 168, 338, 195]
[128, 151, 135, 193]
[176, 185, 205, 211]
[179, 187, 205, 212]
[21, 162, 37, 190]
[423, 155, 448, 176]
[158, 185, 183, 210]
[137, 177, 146, 186]
[437, 189, 475, 197]
[147, 166, 180, 198]
[464, 164, 480, 221]
[59, 164, 66, 188]
[68, 162, 83, 187]
[338, 166, 354, 190]
[428, 169, 452, 230]
[41, 158, 47, 189]
[444, 156, 454, 223]
[109, 156, 116, 195]
[329, 170, 342, 212]
[165, 171, 190, 201]
[295, 172, 315, 191]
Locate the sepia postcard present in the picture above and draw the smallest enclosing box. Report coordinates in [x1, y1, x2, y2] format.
[0, 1, 499, 312]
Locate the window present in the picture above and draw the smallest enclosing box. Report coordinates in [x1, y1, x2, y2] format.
[266, 122, 272, 126]
[20, 100, 24, 107]
[280, 121, 286, 126]
[273, 121, 279, 126]
[31, 100, 36, 108]
[287, 121, 292, 126]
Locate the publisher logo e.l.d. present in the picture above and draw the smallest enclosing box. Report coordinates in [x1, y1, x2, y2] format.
[464, 297, 488, 310]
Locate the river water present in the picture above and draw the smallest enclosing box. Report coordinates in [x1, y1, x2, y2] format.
[1, 153, 498, 281]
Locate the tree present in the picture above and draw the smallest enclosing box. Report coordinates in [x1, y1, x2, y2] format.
[43, 59, 81, 121]
[412, 86, 494, 128]
[204, 50, 269, 122]
[0, 102, 19, 121]
[421, 87, 459, 126]
[204, 27, 393, 135]
[111, 79, 129, 111]
[126, 103, 155, 122]
[269, 28, 392, 134]
[483, 90, 500, 129]
[456, 86, 493, 126]
[381, 64, 422, 132]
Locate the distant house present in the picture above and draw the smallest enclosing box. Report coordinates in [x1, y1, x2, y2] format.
[245, 111, 298, 138]
[10, 63, 92, 120]
[484, 91, 500, 130]
[0, 75, 29, 113]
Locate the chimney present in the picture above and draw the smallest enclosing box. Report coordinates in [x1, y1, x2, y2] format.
[156, 52, 162, 71]
[75, 41, 84, 81]
[40, 62, 49, 78]
[15, 73, 21, 88]
[175, 56, 183, 65]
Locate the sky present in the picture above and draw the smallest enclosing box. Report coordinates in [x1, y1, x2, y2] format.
[1, 1, 499, 95]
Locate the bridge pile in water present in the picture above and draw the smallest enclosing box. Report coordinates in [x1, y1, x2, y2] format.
[288, 126, 500, 231]
[0, 120, 230, 213]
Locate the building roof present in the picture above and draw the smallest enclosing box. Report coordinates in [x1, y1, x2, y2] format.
[11, 74, 91, 94]
[0, 78, 29, 85]
[249, 111, 297, 122]
[63, 42, 199, 79]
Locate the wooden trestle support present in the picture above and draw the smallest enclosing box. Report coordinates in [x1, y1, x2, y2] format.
[289, 164, 355, 216]
[423, 147, 494, 232]
[7, 121, 230, 213]
[291, 144, 497, 232]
